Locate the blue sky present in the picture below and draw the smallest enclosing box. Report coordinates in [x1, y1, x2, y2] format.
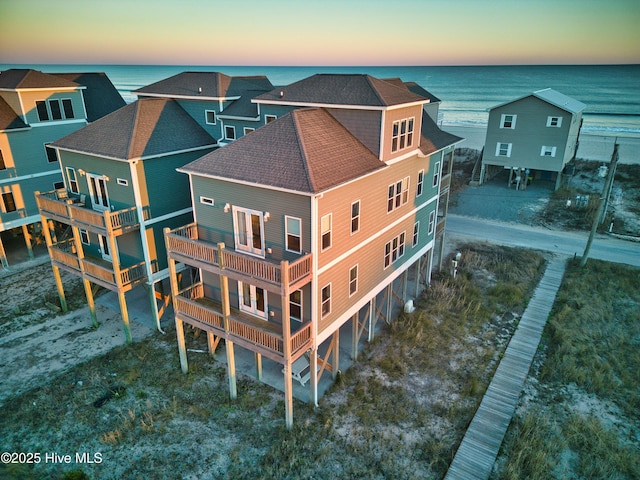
[1, 0, 639, 65]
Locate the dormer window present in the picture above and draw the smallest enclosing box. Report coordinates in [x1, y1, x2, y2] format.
[205, 110, 216, 125]
[391, 118, 415, 152]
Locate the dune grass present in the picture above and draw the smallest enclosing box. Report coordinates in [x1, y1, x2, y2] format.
[0, 244, 546, 480]
[495, 258, 640, 480]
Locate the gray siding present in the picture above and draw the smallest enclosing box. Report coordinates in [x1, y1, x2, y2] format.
[191, 175, 312, 262]
[483, 96, 577, 173]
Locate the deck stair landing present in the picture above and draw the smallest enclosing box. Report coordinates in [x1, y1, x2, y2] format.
[445, 257, 567, 480]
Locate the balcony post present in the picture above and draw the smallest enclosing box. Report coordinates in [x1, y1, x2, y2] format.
[21, 224, 34, 260]
[70, 224, 98, 327]
[105, 211, 132, 343]
[218, 242, 237, 400]
[0, 236, 7, 268]
[281, 260, 294, 429]
[332, 330, 340, 381]
[40, 213, 67, 312]
[165, 228, 189, 373]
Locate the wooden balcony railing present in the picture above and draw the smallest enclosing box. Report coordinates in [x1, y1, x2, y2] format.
[49, 239, 81, 271]
[82, 259, 146, 289]
[165, 223, 313, 292]
[35, 190, 139, 235]
[174, 283, 312, 363]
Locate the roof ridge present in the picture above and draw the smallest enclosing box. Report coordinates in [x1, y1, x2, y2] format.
[127, 99, 146, 159]
[290, 109, 316, 192]
[364, 75, 387, 106]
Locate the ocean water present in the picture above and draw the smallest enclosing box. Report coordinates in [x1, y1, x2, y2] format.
[3, 64, 639, 137]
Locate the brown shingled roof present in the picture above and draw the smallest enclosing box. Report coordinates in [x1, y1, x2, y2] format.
[134, 72, 273, 99]
[253, 74, 428, 107]
[0, 97, 28, 130]
[0, 69, 79, 89]
[54, 73, 125, 122]
[52, 98, 216, 160]
[419, 112, 463, 155]
[181, 108, 386, 194]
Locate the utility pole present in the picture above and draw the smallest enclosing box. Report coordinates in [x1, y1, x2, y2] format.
[580, 142, 619, 267]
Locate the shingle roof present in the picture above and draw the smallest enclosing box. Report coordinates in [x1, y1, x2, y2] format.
[134, 72, 273, 99]
[533, 88, 586, 114]
[0, 96, 28, 130]
[181, 108, 387, 194]
[52, 98, 216, 160]
[0, 69, 79, 89]
[405, 82, 441, 103]
[253, 74, 428, 107]
[490, 88, 586, 114]
[419, 112, 463, 156]
[54, 73, 125, 122]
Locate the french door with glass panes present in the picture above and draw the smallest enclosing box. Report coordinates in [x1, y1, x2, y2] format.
[238, 282, 267, 319]
[86, 173, 110, 211]
[232, 206, 265, 257]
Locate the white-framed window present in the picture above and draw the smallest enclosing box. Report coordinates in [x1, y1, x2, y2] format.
[391, 117, 415, 152]
[387, 177, 409, 213]
[321, 283, 331, 318]
[496, 142, 512, 157]
[35, 99, 75, 122]
[384, 232, 406, 269]
[233, 206, 265, 257]
[243, 127, 255, 135]
[428, 211, 436, 234]
[290, 289, 302, 322]
[416, 169, 424, 197]
[265, 114, 277, 124]
[541, 146, 557, 157]
[66, 167, 79, 194]
[349, 265, 358, 297]
[546, 116, 562, 128]
[200, 196, 214, 206]
[285, 216, 302, 253]
[45, 144, 58, 163]
[432, 161, 441, 187]
[321, 213, 332, 251]
[500, 114, 517, 129]
[350, 200, 360, 234]
[117, 178, 128, 186]
[87, 173, 110, 211]
[80, 229, 90, 245]
[224, 125, 236, 140]
[412, 221, 420, 247]
[205, 110, 216, 125]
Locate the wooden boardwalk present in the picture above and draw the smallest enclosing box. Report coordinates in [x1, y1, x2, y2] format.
[444, 257, 567, 480]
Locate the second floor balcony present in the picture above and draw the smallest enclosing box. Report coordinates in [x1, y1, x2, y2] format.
[48, 238, 146, 292]
[165, 223, 313, 295]
[35, 190, 140, 237]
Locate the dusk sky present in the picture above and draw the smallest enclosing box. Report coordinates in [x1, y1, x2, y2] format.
[1, 0, 639, 66]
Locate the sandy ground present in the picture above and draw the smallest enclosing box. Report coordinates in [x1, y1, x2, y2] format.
[0, 263, 153, 406]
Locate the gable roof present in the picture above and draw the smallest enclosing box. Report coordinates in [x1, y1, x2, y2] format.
[52, 98, 216, 161]
[490, 88, 586, 114]
[532, 88, 586, 114]
[180, 108, 387, 194]
[133, 72, 273, 100]
[0, 69, 80, 90]
[253, 74, 428, 108]
[419, 112, 463, 156]
[53, 73, 125, 122]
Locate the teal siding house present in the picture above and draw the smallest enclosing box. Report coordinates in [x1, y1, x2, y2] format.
[36, 98, 217, 342]
[133, 72, 274, 145]
[164, 74, 462, 427]
[0, 69, 124, 267]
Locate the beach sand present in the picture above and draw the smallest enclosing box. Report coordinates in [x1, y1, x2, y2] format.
[443, 125, 639, 165]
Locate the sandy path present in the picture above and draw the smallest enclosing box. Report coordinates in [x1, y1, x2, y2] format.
[0, 262, 153, 406]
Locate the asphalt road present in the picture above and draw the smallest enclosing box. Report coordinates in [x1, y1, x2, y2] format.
[446, 214, 640, 267]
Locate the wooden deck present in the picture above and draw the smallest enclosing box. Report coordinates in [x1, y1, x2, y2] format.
[444, 257, 567, 480]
